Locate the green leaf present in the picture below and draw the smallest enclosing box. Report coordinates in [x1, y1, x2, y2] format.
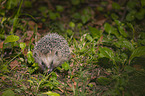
[104, 23, 112, 33]
[99, 47, 114, 61]
[56, 5, 64, 12]
[27, 80, 34, 84]
[124, 66, 135, 73]
[141, 0, 145, 6]
[4, 35, 19, 43]
[49, 12, 59, 20]
[135, 9, 145, 20]
[69, 22, 75, 28]
[111, 13, 119, 20]
[50, 72, 57, 80]
[71, 0, 80, 5]
[24, 0, 32, 8]
[129, 46, 145, 62]
[81, 15, 90, 24]
[66, 29, 73, 36]
[62, 62, 70, 71]
[43, 91, 60, 96]
[97, 6, 104, 11]
[104, 23, 119, 38]
[127, 1, 136, 9]
[126, 11, 136, 21]
[112, 2, 121, 10]
[2, 89, 15, 96]
[114, 20, 121, 26]
[118, 26, 128, 37]
[97, 77, 111, 85]
[20, 42, 26, 52]
[6, 0, 19, 9]
[88, 83, 93, 87]
[72, 13, 81, 19]
[122, 41, 134, 51]
[89, 26, 102, 38]
[86, 34, 93, 41]
[39, 6, 48, 12]
[27, 51, 34, 64]
[77, 23, 83, 29]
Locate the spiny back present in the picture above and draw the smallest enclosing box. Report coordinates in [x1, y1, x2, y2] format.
[34, 33, 70, 57]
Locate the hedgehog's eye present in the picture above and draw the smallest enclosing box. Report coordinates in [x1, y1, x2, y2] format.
[42, 62, 46, 69]
[55, 51, 58, 56]
[51, 60, 53, 65]
[34, 53, 37, 57]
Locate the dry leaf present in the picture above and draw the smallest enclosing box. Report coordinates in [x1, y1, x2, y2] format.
[28, 21, 36, 30]
[133, 65, 142, 71]
[9, 59, 19, 69]
[1, 76, 6, 81]
[95, 17, 107, 26]
[0, 42, 3, 49]
[38, 23, 43, 28]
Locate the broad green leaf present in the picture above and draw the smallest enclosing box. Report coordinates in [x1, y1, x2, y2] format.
[129, 46, 145, 62]
[86, 34, 93, 41]
[114, 40, 134, 51]
[81, 15, 90, 24]
[135, 9, 145, 20]
[104, 23, 112, 34]
[89, 26, 102, 38]
[73, 13, 81, 19]
[104, 23, 119, 38]
[122, 41, 134, 51]
[112, 2, 121, 10]
[97, 6, 104, 11]
[97, 77, 111, 85]
[50, 72, 57, 80]
[62, 62, 70, 71]
[56, 5, 64, 12]
[27, 51, 34, 64]
[77, 23, 83, 29]
[141, 0, 145, 6]
[114, 20, 121, 26]
[69, 22, 75, 28]
[66, 29, 73, 36]
[39, 6, 48, 12]
[126, 11, 136, 21]
[49, 12, 59, 20]
[20, 42, 26, 52]
[127, 1, 136, 9]
[124, 66, 135, 73]
[4, 35, 19, 43]
[120, 53, 128, 61]
[71, 0, 80, 5]
[99, 47, 114, 61]
[111, 13, 119, 20]
[126, 13, 135, 21]
[24, 0, 32, 8]
[6, 0, 19, 9]
[43, 91, 60, 96]
[88, 83, 93, 87]
[118, 26, 128, 37]
[2, 89, 15, 96]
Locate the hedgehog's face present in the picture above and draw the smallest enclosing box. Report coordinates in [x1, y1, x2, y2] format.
[37, 50, 64, 72]
[33, 49, 70, 73]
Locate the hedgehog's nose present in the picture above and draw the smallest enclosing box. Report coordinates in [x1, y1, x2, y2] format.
[47, 68, 53, 74]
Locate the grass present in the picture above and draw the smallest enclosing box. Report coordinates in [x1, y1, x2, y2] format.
[1, 0, 145, 96]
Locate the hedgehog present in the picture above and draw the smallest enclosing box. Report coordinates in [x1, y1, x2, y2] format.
[33, 33, 70, 73]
